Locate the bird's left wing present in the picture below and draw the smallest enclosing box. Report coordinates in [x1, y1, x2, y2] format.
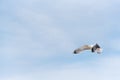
[73, 45, 92, 54]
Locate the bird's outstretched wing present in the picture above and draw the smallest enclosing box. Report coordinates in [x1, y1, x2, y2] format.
[73, 45, 92, 54]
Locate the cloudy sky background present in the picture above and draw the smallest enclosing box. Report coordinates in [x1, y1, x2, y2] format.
[1, 0, 120, 80]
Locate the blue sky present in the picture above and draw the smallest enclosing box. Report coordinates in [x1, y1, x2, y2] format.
[1, 0, 120, 80]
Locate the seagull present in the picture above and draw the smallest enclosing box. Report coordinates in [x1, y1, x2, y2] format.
[73, 43, 102, 54]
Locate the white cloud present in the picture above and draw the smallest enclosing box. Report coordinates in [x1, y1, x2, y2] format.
[1, 0, 120, 65]
[1, 1, 120, 80]
[0, 0, 117, 59]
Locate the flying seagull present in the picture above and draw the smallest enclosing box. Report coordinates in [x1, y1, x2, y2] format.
[73, 43, 102, 54]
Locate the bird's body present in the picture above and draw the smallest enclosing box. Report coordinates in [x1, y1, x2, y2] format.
[73, 43, 102, 54]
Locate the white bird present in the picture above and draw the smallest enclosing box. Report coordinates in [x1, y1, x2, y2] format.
[73, 43, 102, 54]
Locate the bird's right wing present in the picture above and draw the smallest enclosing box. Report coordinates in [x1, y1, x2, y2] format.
[73, 45, 92, 54]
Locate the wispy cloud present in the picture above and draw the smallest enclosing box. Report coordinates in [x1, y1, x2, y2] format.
[1, 0, 120, 80]
[1, 55, 120, 80]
